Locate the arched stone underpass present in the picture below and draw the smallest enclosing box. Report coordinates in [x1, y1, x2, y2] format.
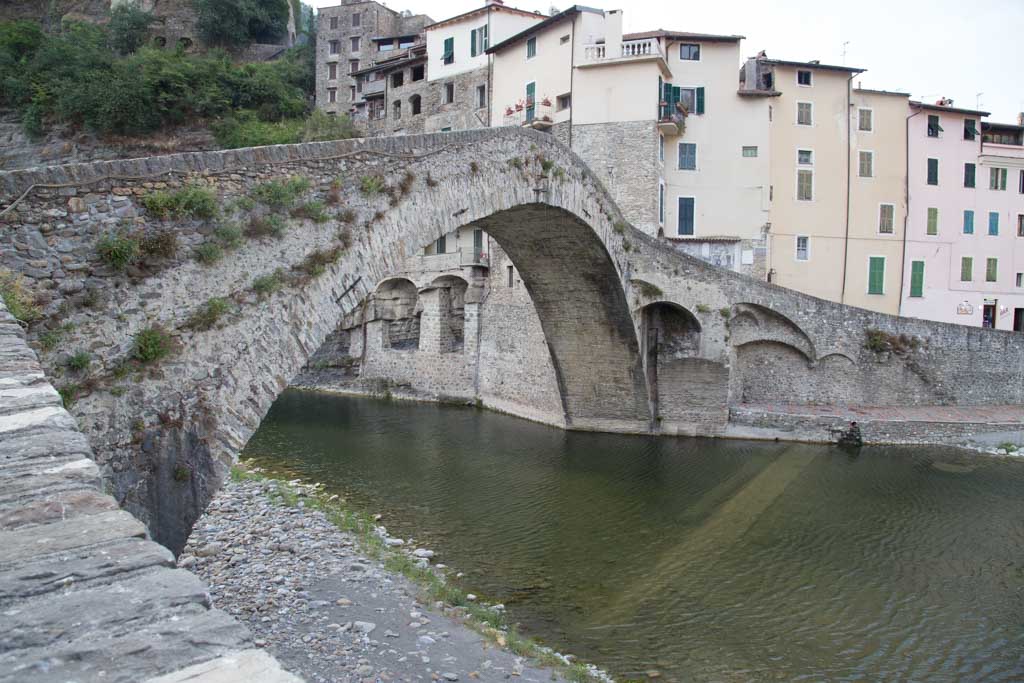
[3, 127, 1024, 553]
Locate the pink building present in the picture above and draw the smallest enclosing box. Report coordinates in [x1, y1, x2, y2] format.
[901, 102, 1024, 331]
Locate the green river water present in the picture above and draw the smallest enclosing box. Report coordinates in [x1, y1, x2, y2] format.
[242, 390, 1024, 682]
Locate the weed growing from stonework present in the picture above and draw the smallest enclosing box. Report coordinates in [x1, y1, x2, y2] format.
[252, 270, 286, 296]
[612, 221, 628, 235]
[507, 157, 523, 170]
[172, 464, 192, 483]
[621, 239, 632, 252]
[133, 325, 172, 363]
[696, 304, 711, 314]
[195, 242, 223, 265]
[469, 161, 479, 174]
[295, 247, 342, 280]
[185, 297, 230, 331]
[141, 186, 217, 220]
[290, 200, 330, 223]
[633, 280, 663, 299]
[552, 166, 566, 181]
[213, 223, 245, 249]
[865, 328, 920, 354]
[426, 172, 438, 187]
[96, 232, 140, 271]
[245, 214, 287, 240]
[359, 175, 386, 197]
[38, 323, 73, 352]
[720, 307, 732, 318]
[139, 229, 178, 260]
[66, 350, 91, 372]
[251, 177, 311, 210]
[540, 158, 555, 174]
[0, 270, 42, 324]
[58, 384, 79, 408]
[336, 208, 356, 224]
[998, 442, 1019, 453]
[325, 186, 342, 206]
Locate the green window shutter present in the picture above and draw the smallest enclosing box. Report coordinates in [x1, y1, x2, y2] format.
[695, 87, 705, 114]
[868, 256, 885, 294]
[961, 257, 973, 281]
[525, 81, 535, 122]
[671, 86, 681, 105]
[989, 212, 999, 235]
[927, 158, 939, 185]
[963, 210, 974, 234]
[964, 163, 975, 188]
[927, 207, 938, 235]
[910, 261, 924, 297]
[678, 197, 694, 235]
[470, 30, 477, 57]
[987, 258, 998, 282]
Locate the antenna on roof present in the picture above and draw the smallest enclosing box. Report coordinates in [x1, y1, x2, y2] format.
[841, 41, 849, 64]
[976, 92, 984, 110]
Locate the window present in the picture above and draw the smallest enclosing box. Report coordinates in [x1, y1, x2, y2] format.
[327, 88, 337, 103]
[879, 204, 894, 233]
[349, 59, 359, 74]
[507, 265, 514, 288]
[1020, 170, 1024, 193]
[961, 257, 973, 281]
[858, 108, 873, 131]
[680, 43, 700, 60]
[986, 257, 998, 282]
[1018, 214, 1024, 237]
[525, 81, 535, 122]
[470, 25, 488, 56]
[964, 163, 976, 188]
[964, 209, 975, 234]
[329, 40, 340, 54]
[795, 235, 809, 261]
[329, 16, 338, 30]
[526, 36, 536, 59]
[442, 37, 454, 65]
[1018, 273, 1023, 288]
[797, 102, 813, 125]
[411, 64, 424, 81]
[677, 197, 695, 235]
[392, 100, 401, 120]
[868, 257, 885, 294]
[797, 70, 812, 86]
[560, 34, 570, 44]
[990, 167, 1007, 191]
[399, 37, 416, 49]
[927, 207, 938, 235]
[409, 94, 421, 115]
[964, 118, 977, 141]
[391, 71, 404, 87]
[858, 150, 874, 178]
[440, 127, 451, 132]
[927, 114, 942, 137]
[435, 235, 446, 254]
[444, 82, 455, 104]
[379, 41, 395, 52]
[349, 85, 355, 101]
[328, 62, 338, 80]
[352, 12, 360, 27]
[678, 143, 697, 170]
[797, 169, 813, 201]
[475, 84, 486, 109]
[659, 135, 664, 162]
[679, 88, 696, 112]
[797, 149, 813, 165]
[909, 261, 924, 298]
[556, 93, 571, 111]
[927, 158, 938, 185]
[742, 146, 758, 157]
[350, 36, 360, 52]
[658, 181, 665, 225]
[989, 211, 999, 236]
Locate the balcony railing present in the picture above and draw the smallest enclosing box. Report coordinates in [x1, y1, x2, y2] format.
[405, 249, 490, 273]
[501, 101, 555, 130]
[582, 38, 663, 62]
[658, 102, 686, 135]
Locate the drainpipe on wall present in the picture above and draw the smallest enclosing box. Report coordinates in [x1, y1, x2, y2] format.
[568, 18, 576, 148]
[486, 7, 493, 127]
[840, 73, 854, 304]
[898, 108, 922, 316]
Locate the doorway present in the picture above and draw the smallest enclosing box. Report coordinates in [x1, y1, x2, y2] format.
[1014, 308, 1024, 332]
[982, 302, 997, 328]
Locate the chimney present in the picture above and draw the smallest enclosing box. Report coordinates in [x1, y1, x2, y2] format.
[605, 9, 623, 58]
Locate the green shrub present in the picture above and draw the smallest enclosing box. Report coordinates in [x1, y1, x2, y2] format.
[107, 3, 154, 55]
[195, 242, 223, 264]
[66, 350, 91, 371]
[213, 223, 244, 248]
[252, 270, 285, 296]
[633, 280, 663, 299]
[337, 208, 356, 224]
[295, 247, 342, 279]
[133, 325, 172, 363]
[38, 324, 73, 352]
[696, 304, 711, 314]
[194, 0, 289, 48]
[58, 384, 80, 408]
[96, 233, 140, 271]
[139, 229, 178, 260]
[245, 214, 287, 239]
[251, 177, 311, 209]
[185, 297, 230, 331]
[290, 200, 329, 223]
[338, 227, 353, 250]
[359, 175, 385, 197]
[142, 186, 217, 220]
[0, 270, 42, 324]
[720, 307, 732, 318]
[172, 464, 192, 482]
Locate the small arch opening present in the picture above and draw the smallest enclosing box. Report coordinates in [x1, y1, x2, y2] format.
[409, 94, 422, 116]
[375, 278, 420, 351]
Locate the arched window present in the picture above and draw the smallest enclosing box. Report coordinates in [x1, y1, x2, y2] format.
[392, 100, 401, 120]
[409, 94, 422, 116]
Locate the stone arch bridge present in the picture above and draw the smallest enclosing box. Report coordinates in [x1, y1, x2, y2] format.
[2, 127, 1023, 551]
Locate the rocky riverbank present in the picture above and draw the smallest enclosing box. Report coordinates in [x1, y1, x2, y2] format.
[179, 467, 606, 683]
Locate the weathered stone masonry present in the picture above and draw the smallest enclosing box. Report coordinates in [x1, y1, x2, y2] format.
[2, 127, 1024, 554]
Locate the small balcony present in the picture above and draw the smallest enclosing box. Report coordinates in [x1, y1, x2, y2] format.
[501, 100, 555, 130]
[658, 102, 686, 136]
[582, 38, 664, 64]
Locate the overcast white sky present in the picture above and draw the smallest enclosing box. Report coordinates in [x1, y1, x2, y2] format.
[310, 0, 1024, 122]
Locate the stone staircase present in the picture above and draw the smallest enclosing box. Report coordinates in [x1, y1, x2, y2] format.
[0, 301, 301, 682]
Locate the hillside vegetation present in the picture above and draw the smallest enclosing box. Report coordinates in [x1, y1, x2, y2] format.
[0, 2, 356, 151]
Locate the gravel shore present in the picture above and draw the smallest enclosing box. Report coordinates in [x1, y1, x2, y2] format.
[179, 473, 588, 683]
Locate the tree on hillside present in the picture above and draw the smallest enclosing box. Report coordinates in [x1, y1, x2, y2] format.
[108, 2, 155, 55]
[192, 0, 290, 48]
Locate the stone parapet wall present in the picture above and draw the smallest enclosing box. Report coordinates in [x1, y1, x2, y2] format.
[0, 299, 299, 683]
